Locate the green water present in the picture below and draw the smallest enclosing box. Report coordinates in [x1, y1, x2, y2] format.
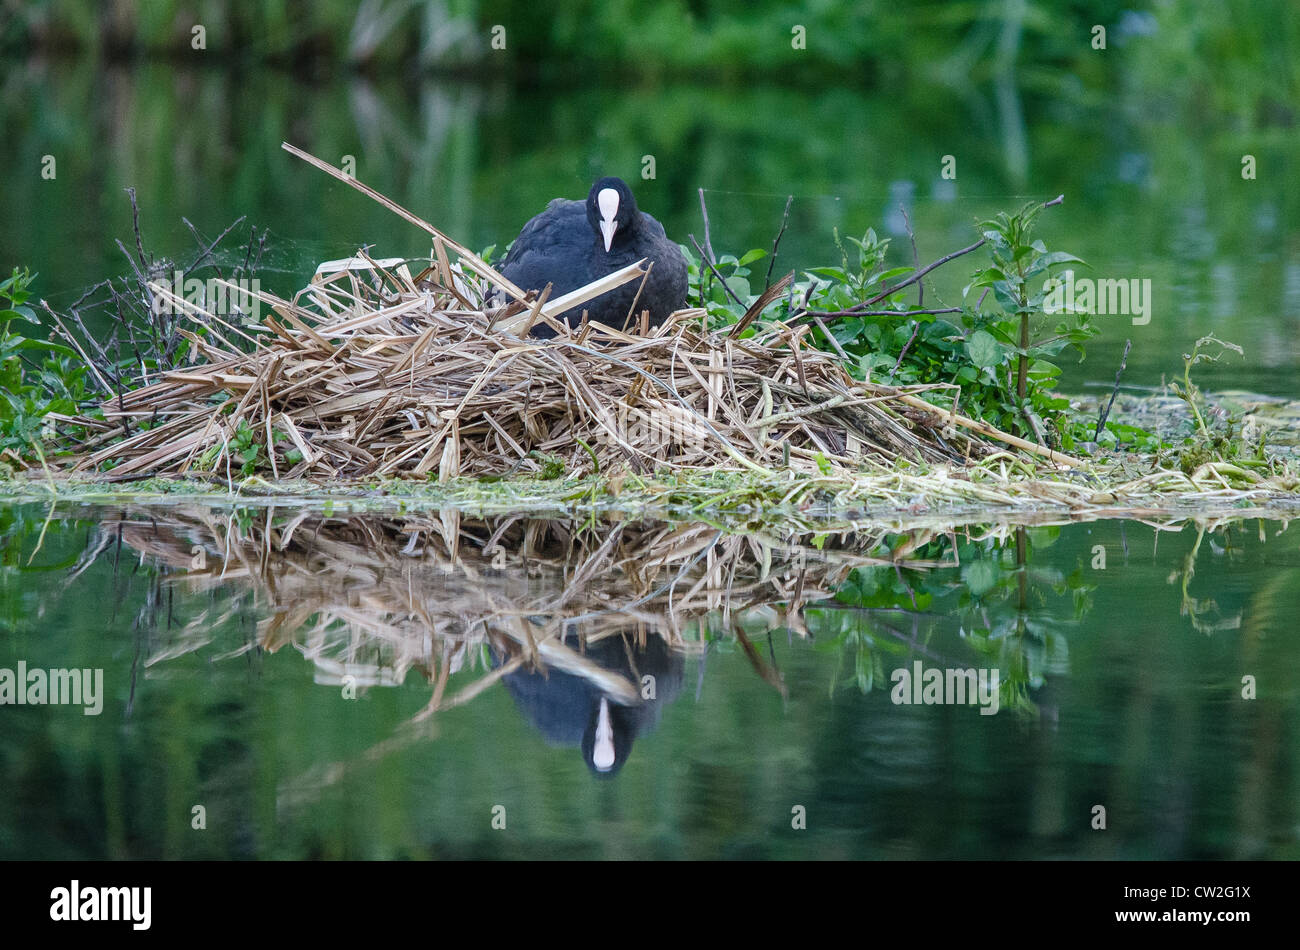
[3, 37, 1298, 395]
[1, 502, 1297, 859]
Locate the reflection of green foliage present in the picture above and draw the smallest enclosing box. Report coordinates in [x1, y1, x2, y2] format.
[943, 527, 1094, 619]
[812, 614, 900, 699]
[836, 565, 931, 612]
[5, 505, 1300, 858]
[821, 526, 1093, 716]
[1170, 524, 1243, 635]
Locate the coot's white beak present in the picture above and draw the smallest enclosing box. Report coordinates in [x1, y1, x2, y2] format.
[597, 187, 620, 253]
[593, 696, 615, 771]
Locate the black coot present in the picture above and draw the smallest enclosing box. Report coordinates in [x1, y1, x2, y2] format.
[497, 177, 688, 338]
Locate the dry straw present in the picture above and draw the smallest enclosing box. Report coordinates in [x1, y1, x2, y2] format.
[66, 146, 1083, 482]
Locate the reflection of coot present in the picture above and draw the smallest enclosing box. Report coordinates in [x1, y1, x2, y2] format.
[499, 631, 684, 776]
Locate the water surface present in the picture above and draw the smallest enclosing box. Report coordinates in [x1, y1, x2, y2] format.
[2, 502, 1296, 859]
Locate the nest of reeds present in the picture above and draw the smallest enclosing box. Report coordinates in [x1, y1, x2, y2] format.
[60, 146, 1079, 482]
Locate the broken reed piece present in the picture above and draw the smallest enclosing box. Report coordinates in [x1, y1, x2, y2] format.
[281, 142, 527, 303]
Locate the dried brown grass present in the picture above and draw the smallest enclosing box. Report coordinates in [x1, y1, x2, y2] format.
[65, 255, 1085, 482]
[63, 146, 1082, 483]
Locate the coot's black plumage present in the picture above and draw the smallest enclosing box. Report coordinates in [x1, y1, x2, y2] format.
[498, 177, 688, 338]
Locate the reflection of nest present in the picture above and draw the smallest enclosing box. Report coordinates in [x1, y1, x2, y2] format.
[93, 505, 915, 715]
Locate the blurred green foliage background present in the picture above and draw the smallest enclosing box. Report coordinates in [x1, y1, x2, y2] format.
[1, 0, 1297, 392]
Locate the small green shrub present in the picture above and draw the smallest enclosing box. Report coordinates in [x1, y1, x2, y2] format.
[0, 268, 90, 458]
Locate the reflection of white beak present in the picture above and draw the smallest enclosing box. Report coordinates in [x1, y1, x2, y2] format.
[596, 187, 620, 254]
[593, 697, 615, 771]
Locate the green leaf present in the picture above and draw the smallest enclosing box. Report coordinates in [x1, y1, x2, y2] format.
[1037, 251, 1086, 268]
[990, 280, 1024, 310]
[831, 317, 865, 343]
[981, 229, 1010, 253]
[923, 319, 963, 341]
[0, 308, 39, 326]
[13, 338, 78, 358]
[1025, 251, 1087, 279]
[737, 248, 767, 267]
[965, 329, 1006, 368]
[967, 267, 1006, 289]
[724, 276, 751, 301]
[807, 266, 849, 281]
[865, 266, 914, 287]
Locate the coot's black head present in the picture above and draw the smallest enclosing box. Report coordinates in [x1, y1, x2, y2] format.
[586, 177, 639, 253]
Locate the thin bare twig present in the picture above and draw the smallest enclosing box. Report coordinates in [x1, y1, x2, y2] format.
[807, 306, 963, 319]
[765, 195, 794, 291]
[899, 203, 922, 307]
[889, 321, 922, 382]
[798, 239, 987, 322]
[697, 188, 716, 265]
[1096, 338, 1132, 438]
[689, 235, 747, 311]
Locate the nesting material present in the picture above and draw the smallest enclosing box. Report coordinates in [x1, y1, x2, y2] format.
[65, 146, 1081, 481]
[67, 250, 1082, 481]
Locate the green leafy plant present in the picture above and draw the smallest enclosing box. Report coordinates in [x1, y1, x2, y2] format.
[963, 200, 1096, 444]
[815, 526, 1092, 714]
[231, 421, 266, 476]
[685, 202, 1104, 449]
[1167, 334, 1256, 473]
[0, 268, 89, 458]
[681, 243, 768, 327]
